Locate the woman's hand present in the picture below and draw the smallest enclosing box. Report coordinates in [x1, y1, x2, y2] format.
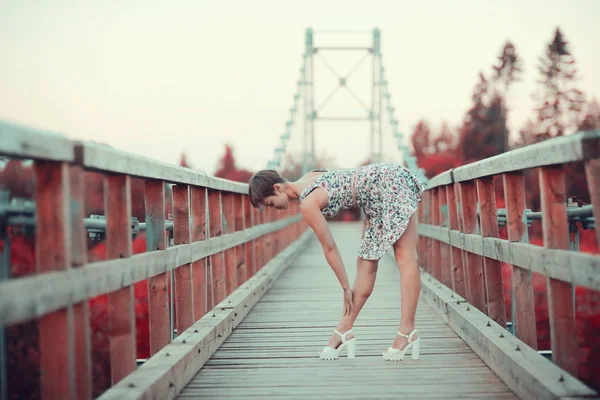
[343, 287, 353, 316]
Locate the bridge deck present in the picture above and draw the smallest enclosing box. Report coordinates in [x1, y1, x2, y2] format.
[177, 223, 517, 399]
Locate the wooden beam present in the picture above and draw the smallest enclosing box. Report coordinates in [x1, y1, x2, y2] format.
[208, 190, 225, 305]
[452, 130, 600, 182]
[419, 270, 597, 400]
[0, 121, 75, 161]
[446, 183, 466, 297]
[539, 166, 578, 377]
[476, 177, 507, 327]
[78, 142, 248, 194]
[584, 158, 600, 247]
[190, 187, 207, 321]
[0, 215, 303, 327]
[222, 193, 237, 296]
[503, 172, 537, 350]
[424, 169, 453, 189]
[173, 185, 194, 334]
[145, 180, 169, 356]
[69, 165, 92, 399]
[105, 174, 136, 384]
[438, 185, 451, 287]
[431, 188, 441, 281]
[96, 231, 314, 400]
[244, 196, 255, 282]
[417, 224, 600, 291]
[35, 161, 74, 399]
[458, 181, 486, 313]
[234, 194, 246, 286]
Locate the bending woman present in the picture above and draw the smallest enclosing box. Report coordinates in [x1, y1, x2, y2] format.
[248, 163, 426, 361]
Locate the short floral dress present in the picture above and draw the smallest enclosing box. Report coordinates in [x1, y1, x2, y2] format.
[299, 163, 426, 260]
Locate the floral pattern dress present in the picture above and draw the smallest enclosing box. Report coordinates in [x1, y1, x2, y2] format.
[299, 163, 426, 260]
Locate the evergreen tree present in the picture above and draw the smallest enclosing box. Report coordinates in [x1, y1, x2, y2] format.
[410, 119, 432, 157]
[533, 27, 585, 139]
[491, 40, 523, 151]
[578, 98, 600, 131]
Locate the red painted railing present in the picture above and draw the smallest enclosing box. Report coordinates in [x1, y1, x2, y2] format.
[417, 130, 600, 394]
[0, 121, 306, 399]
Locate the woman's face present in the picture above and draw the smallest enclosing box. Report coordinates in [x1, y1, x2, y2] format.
[262, 185, 289, 210]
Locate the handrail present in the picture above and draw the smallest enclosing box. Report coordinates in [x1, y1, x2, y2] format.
[0, 120, 307, 399]
[416, 130, 600, 398]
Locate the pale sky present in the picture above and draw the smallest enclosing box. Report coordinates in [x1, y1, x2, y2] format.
[1, 0, 599, 175]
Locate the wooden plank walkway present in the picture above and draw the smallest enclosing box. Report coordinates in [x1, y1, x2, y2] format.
[178, 222, 518, 399]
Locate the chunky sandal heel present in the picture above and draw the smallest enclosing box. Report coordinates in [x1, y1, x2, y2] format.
[382, 329, 420, 361]
[319, 329, 356, 360]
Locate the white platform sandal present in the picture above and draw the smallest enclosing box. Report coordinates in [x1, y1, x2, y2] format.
[319, 329, 356, 360]
[382, 329, 420, 361]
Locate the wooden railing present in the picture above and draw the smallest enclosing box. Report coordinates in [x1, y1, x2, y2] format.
[417, 129, 600, 397]
[0, 121, 307, 399]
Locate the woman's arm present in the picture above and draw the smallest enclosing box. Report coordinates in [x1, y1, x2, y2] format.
[299, 199, 351, 290]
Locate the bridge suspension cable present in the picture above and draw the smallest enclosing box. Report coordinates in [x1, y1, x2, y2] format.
[266, 28, 428, 185]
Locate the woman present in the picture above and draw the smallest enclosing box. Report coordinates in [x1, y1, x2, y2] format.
[248, 163, 425, 361]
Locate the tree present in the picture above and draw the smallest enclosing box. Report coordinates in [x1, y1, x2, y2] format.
[410, 119, 432, 157]
[491, 41, 523, 151]
[214, 144, 253, 183]
[578, 98, 600, 131]
[492, 41, 523, 94]
[433, 121, 456, 154]
[179, 152, 192, 168]
[533, 27, 585, 139]
[459, 72, 507, 162]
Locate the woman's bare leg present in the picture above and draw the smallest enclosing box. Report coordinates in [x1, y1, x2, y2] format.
[387, 212, 421, 351]
[328, 256, 378, 348]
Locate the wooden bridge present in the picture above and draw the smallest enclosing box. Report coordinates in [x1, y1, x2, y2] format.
[0, 122, 599, 399]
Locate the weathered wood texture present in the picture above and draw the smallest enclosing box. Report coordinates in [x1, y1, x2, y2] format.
[418, 131, 600, 392]
[97, 230, 313, 400]
[105, 175, 136, 384]
[503, 172, 537, 350]
[539, 166, 578, 377]
[0, 123, 308, 400]
[0, 215, 303, 327]
[70, 165, 93, 399]
[145, 180, 170, 356]
[421, 270, 597, 400]
[35, 161, 75, 399]
[177, 223, 518, 400]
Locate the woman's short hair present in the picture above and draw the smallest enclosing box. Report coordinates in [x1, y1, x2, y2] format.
[248, 169, 286, 208]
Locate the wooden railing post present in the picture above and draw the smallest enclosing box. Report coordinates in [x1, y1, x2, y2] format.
[446, 184, 466, 297]
[254, 208, 264, 270]
[584, 159, 600, 246]
[476, 177, 506, 327]
[145, 181, 169, 355]
[438, 186, 451, 287]
[69, 165, 92, 399]
[458, 180, 486, 313]
[222, 192, 237, 295]
[35, 161, 74, 399]
[420, 191, 430, 273]
[234, 194, 245, 286]
[105, 174, 136, 384]
[173, 184, 194, 334]
[244, 197, 255, 281]
[539, 165, 577, 376]
[208, 190, 225, 304]
[502, 172, 537, 349]
[431, 189, 441, 280]
[190, 187, 207, 320]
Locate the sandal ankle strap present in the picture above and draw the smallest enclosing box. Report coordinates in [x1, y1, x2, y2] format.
[334, 329, 354, 343]
[396, 329, 418, 343]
